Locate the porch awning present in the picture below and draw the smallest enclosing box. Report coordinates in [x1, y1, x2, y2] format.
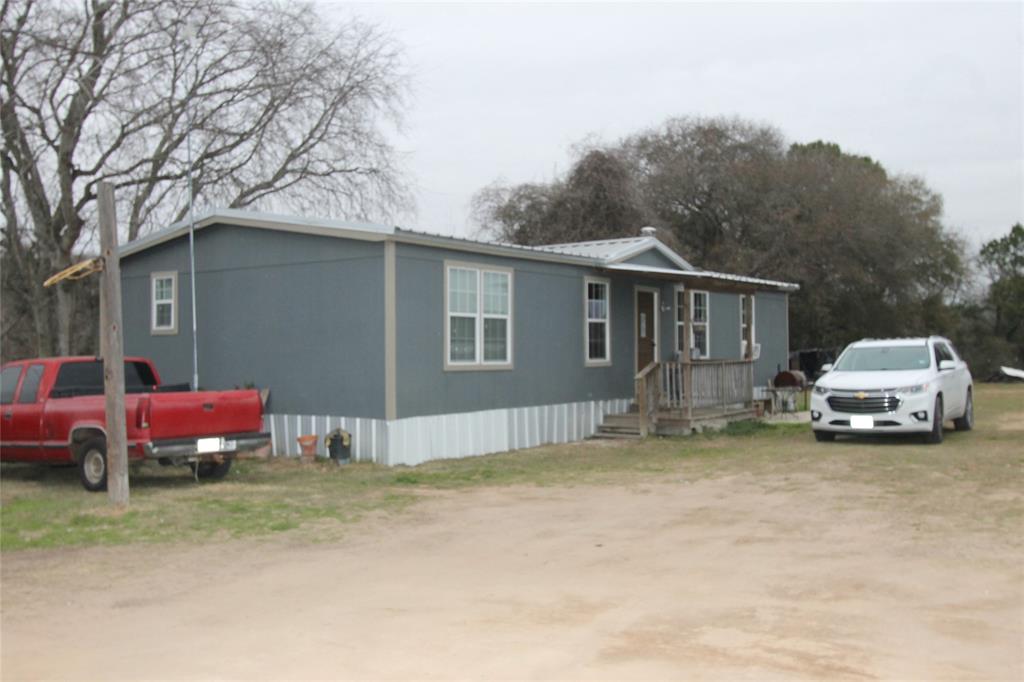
[602, 263, 800, 292]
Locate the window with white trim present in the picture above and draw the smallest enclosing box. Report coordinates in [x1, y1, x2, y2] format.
[740, 294, 756, 357]
[674, 287, 686, 355]
[151, 271, 178, 334]
[446, 264, 512, 368]
[691, 290, 709, 359]
[585, 277, 610, 365]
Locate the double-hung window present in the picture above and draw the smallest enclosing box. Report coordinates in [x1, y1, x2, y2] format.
[691, 290, 709, 359]
[674, 287, 687, 355]
[446, 263, 512, 369]
[151, 271, 178, 335]
[740, 294, 756, 358]
[585, 277, 611, 365]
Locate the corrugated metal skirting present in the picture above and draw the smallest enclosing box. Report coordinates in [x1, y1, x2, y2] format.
[264, 397, 631, 466]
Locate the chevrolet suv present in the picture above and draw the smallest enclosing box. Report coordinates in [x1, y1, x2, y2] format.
[810, 337, 973, 444]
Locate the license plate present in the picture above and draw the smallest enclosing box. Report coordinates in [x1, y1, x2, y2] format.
[850, 415, 874, 429]
[196, 437, 223, 453]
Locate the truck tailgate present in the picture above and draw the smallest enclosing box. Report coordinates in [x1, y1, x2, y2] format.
[147, 390, 263, 440]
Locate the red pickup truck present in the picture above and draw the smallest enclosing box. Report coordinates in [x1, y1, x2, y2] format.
[1, 356, 269, 491]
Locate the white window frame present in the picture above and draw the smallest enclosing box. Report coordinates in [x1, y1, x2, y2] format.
[690, 290, 710, 359]
[673, 285, 686, 358]
[740, 294, 756, 358]
[150, 271, 178, 335]
[444, 261, 513, 371]
[584, 276, 611, 367]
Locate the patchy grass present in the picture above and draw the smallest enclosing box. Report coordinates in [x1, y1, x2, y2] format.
[2, 385, 1021, 551]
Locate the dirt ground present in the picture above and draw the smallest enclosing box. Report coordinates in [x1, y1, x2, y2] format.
[2, 470, 1021, 681]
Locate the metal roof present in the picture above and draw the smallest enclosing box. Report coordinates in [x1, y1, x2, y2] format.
[119, 208, 797, 291]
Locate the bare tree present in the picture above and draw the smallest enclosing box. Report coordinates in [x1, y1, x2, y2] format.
[1, 0, 409, 358]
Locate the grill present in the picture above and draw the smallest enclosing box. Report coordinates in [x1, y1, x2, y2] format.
[827, 395, 901, 414]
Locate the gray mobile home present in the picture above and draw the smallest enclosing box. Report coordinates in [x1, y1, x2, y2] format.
[120, 210, 797, 465]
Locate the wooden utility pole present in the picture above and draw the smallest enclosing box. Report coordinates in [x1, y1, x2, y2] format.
[98, 182, 129, 507]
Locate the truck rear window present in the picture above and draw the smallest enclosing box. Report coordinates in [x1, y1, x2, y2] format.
[52, 361, 158, 397]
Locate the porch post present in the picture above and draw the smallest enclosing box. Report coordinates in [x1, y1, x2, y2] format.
[682, 289, 693, 422]
[744, 293, 755, 408]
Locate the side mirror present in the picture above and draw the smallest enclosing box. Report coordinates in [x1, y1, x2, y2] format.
[939, 359, 956, 371]
[820, 363, 833, 373]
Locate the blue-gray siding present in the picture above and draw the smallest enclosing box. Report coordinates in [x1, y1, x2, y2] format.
[121, 225, 387, 418]
[753, 292, 789, 386]
[394, 243, 663, 419]
[120, 224, 791, 425]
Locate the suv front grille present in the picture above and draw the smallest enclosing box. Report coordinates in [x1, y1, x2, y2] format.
[827, 394, 901, 414]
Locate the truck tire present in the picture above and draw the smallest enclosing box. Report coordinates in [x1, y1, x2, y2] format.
[78, 437, 108, 492]
[190, 459, 232, 481]
[924, 396, 944, 445]
[953, 390, 973, 431]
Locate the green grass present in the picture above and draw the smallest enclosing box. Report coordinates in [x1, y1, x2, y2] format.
[2, 384, 1021, 551]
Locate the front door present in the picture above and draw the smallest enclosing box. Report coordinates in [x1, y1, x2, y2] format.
[636, 290, 656, 370]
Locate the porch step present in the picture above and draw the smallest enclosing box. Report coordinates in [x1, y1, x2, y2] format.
[593, 413, 642, 440]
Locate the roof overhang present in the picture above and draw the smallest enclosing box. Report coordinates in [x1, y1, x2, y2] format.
[119, 208, 394, 257]
[118, 209, 798, 292]
[603, 263, 799, 292]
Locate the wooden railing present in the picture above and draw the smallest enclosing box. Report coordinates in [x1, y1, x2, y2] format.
[635, 361, 660, 438]
[638, 359, 754, 432]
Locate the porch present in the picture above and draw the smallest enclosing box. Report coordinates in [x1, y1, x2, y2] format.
[595, 359, 757, 439]
[596, 287, 759, 439]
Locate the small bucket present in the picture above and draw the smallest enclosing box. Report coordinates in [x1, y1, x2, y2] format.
[297, 434, 318, 461]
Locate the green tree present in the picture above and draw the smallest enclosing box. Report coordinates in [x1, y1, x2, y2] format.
[978, 223, 1024, 366]
[471, 116, 969, 354]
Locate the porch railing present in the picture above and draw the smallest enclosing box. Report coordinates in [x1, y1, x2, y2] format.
[635, 361, 660, 438]
[636, 359, 754, 436]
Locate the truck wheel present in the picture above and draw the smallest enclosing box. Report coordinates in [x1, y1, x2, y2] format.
[953, 390, 973, 431]
[813, 430, 835, 442]
[190, 459, 232, 481]
[924, 396, 944, 445]
[78, 438, 108, 492]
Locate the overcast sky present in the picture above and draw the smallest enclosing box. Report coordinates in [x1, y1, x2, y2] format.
[321, 2, 1023, 249]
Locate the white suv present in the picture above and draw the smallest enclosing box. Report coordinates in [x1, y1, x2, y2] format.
[810, 337, 973, 444]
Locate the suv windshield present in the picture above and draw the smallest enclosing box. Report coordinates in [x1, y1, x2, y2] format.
[834, 346, 931, 371]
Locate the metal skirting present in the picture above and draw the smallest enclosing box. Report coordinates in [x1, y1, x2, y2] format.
[265, 414, 386, 462]
[264, 397, 632, 466]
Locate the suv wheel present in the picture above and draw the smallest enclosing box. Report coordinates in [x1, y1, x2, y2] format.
[814, 430, 835, 442]
[953, 390, 973, 431]
[924, 396, 944, 445]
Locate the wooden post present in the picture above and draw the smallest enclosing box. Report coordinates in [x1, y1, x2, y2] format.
[720, 361, 726, 412]
[681, 289, 693, 423]
[744, 293, 755, 409]
[636, 376, 648, 438]
[98, 182, 129, 507]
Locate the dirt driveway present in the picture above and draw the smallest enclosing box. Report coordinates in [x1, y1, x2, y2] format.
[3, 469, 1021, 680]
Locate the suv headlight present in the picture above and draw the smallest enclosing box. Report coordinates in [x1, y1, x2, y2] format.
[813, 384, 829, 395]
[897, 383, 928, 394]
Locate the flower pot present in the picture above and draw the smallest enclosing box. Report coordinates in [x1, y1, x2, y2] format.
[297, 435, 318, 462]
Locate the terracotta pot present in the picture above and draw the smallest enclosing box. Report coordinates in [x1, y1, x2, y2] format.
[297, 435, 318, 461]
